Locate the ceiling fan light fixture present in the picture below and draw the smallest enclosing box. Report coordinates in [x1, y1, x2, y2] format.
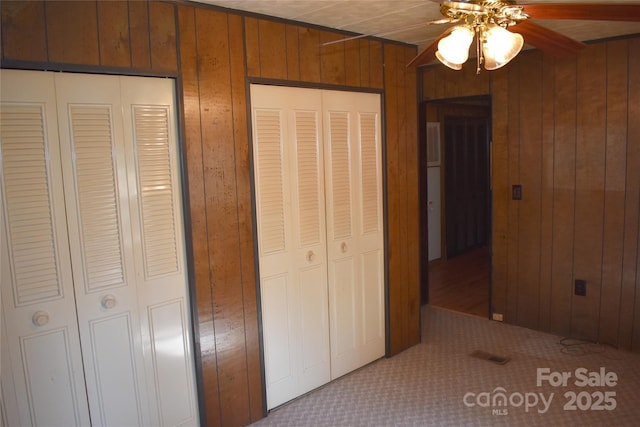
[436, 25, 475, 66]
[481, 24, 524, 70]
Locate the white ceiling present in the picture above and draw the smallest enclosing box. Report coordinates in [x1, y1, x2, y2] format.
[192, 0, 640, 52]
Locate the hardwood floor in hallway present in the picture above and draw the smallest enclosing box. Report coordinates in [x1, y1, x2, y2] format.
[427, 245, 490, 318]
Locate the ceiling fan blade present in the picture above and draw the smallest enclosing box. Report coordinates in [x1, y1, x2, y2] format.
[510, 20, 586, 57]
[522, 4, 640, 22]
[322, 18, 456, 47]
[406, 27, 455, 68]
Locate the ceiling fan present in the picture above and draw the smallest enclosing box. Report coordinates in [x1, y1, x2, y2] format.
[325, 1, 640, 73]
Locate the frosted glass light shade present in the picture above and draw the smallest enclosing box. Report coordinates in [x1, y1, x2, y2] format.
[435, 51, 463, 70]
[482, 24, 524, 70]
[436, 26, 475, 68]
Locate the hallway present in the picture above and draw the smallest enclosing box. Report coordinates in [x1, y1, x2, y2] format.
[428, 246, 490, 318]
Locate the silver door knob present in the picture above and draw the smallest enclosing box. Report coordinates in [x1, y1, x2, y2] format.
[32, 311, 50, 327]
[101, 294, 117, 309]
[306, 250, 315, 262]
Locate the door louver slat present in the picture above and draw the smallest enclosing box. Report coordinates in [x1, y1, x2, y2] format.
[1, 105, 62, 305]
[359, 113, 379, 234]
[132, 106, 179, 279]
[328, 112, 352, 240]
[255, 109, 286, 254]
[69, 106, 126, 291]
[295, 111, 321, 247]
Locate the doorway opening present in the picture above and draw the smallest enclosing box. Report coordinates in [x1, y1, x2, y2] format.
[419, 96, 492, 319]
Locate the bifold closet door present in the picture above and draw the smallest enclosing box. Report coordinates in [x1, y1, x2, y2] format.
[54, 73, 197, 427]
[251, 85, 331, 410]
[1, 70, 92, 427]
[322, 91, 385, 379]
[1, 70, 198, 426]
[251, 84, 385, 410]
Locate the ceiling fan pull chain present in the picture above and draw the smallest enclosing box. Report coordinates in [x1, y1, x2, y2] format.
[476, 26, 482, 75]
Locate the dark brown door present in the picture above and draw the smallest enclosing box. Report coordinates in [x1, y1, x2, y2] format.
[444, 115, 490, 258]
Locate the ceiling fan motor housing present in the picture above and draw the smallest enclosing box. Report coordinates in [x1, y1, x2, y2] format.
[441, 0, 528, 29]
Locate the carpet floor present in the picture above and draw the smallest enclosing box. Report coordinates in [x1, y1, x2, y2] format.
[250, 305, 640, 426]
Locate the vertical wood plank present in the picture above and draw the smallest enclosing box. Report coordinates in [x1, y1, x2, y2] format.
[358, 39, 371, 87]
[97, 0, 131, 68]
[459, 63, 490, 97]
[634, 232, 640, 351]
[404, 46, 421, 343]
[320, 30, 346, 85]
[286, 24, 300, 81]
[129, 0, 151, 70]
[45, 0, 99, 65]
[490, 69, 510, 318]
[549, 56, 577, 337]
[1, 0, 47, 62]
[444, 68, 457, 97]
[178, 6, 220, 426]
[258, 19, 287, 80]
[506, 59, 520, 324]
[428, 67, 445, 99]
[370, 40, 383, 89]
[621, 38, 640, 350]
[598, 40, 628, 347]
[516, 52, 542, 329]
[298, 27, 321, 83]
[395, 46, 409, 351]
[244, 17, 260, 77]
[396, 49, 410, 332]
[384, 43, 403, 355]
[227, 12, 264, 423]
[572, 43, 607, 341]
[195, 8, 251, 426]
[538, 54, 556, 332]
[421, 67, 436, 100]
[344, 38, 360, 87]
[149, 0, 177, 72]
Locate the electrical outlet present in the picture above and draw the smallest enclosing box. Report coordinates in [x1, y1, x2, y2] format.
[575, 279, 587, 296]
[492, 313, 504, 322]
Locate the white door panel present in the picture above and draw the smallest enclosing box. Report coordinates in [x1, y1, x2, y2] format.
[251, 85, 331, 410]
[427, 166, 442, 261]
[260, 273, 297, 408]
[120, 77, 198, 427]
[323, 90, 384, 379]
[360, 249, 385, 354]
[298, 264, 330, 389]
[55, 73, 150, 427]
[0, 70, 91, 426]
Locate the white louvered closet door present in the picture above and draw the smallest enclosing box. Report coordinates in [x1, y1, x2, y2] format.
[54, 73, 197, 427]
[55, 73, 150, 427]
[323, 91, 384, 379]
[1, 70, 198, 427]
[0, 70, 92, 427]
[251, 85, 385, 410]
[251, 85, 331, 410]
[119, 76, 198, 427]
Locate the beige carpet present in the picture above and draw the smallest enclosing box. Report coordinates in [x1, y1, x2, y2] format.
[251, 305, 640, 426]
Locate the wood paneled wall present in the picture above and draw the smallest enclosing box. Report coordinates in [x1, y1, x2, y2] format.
[421, 38, 640, 352]
[384, 44, 421, 353]
[0, 0, 177, 71]
[1, 1, 420, 425]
